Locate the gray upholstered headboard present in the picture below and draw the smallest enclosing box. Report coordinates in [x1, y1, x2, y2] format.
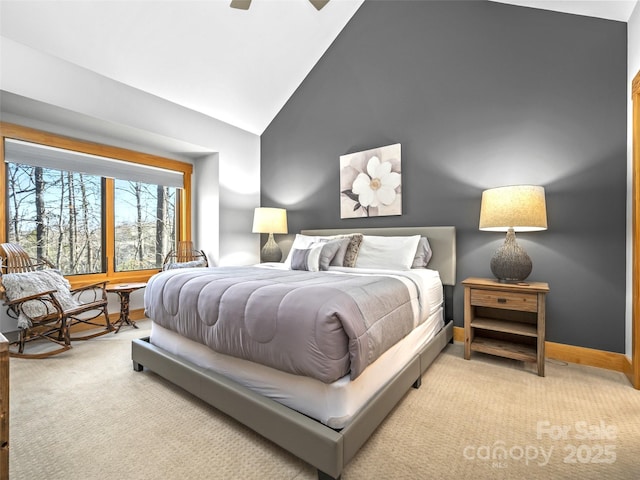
[300, 226, 456, 286]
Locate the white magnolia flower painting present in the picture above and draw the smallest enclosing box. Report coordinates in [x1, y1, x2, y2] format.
[340, 143, 402, 218]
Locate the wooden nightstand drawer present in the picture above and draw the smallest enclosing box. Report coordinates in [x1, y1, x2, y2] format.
[470, 289, 538, 312]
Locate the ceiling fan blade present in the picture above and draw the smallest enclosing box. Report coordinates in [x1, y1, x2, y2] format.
[309, 0, 329, 10]
[230, 0, 252, 10]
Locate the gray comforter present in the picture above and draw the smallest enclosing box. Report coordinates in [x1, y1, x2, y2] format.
[144, 266, 428, 383]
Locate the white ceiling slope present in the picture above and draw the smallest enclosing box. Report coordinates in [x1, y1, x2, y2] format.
[0, 0, 365, 135]
[0, 0, 636, 136]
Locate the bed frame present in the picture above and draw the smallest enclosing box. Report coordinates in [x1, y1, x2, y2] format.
[131, 226, 456, 480]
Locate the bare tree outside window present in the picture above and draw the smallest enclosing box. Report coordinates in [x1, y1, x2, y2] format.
[7, 163, 103, 274]
[114, 179, 176, 272]
[7, 163, 177, 275]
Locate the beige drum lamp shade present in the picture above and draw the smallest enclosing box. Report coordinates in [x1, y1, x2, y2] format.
[479, 185, 547, 282]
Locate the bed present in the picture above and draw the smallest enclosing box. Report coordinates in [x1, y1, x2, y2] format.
[131, 226, 456, 479]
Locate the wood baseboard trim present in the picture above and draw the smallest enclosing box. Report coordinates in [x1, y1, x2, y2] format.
[545, 341, 628, 373]
[453, 326, 629, 374]
[623, 356, 635, 388]
[453, 326, 465, 343]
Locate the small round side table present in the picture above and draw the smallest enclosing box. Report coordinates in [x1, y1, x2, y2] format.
[106, 282, 147, 333]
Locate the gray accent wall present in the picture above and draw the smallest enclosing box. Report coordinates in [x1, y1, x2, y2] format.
[261, 0, 628, 352]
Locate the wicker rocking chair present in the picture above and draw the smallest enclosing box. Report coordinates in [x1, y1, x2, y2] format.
[0, 243, 113, 358]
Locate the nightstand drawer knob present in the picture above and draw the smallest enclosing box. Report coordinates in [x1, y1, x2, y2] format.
[497, 298, 507, 304]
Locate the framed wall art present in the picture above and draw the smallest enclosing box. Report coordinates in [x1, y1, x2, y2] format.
[340, 143, 401, 218]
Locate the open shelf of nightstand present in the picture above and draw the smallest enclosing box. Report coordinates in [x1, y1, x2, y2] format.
[471, 317, 537, 337]
[470, 337, 537, 362]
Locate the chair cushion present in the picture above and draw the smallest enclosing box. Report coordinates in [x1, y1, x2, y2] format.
[162, 259, 208, 271]
[2, 270, 79, 328]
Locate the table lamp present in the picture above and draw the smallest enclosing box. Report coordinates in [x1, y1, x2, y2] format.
[252, 207, 288, 262]
[479, 185, 547, 283]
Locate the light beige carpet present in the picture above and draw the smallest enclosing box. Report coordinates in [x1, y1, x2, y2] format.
[8, 320, 640, 479]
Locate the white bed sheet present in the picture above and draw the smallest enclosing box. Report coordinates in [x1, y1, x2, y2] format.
[149, 267, 444, 429]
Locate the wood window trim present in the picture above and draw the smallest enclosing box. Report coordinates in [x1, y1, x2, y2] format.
[632, 70, 640, 389]
[0, 122, 193, 287]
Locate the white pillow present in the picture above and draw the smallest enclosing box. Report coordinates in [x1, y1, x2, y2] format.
[355, 235, 421, 270]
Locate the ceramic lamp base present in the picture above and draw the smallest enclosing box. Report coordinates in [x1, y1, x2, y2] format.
[490, 228, 532, 283]
[261, 233, 282, 263]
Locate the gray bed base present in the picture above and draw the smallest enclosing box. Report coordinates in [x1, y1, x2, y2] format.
[131, 321, 452, 480]
[131, 226, 456, 479]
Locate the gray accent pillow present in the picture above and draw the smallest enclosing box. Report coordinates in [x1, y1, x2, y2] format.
[318, 239, 349, 270]
[411, 237, 433, 268]
[291, 248, 322, 272]
[327, 235, 350, 266]
[291, 239, 351, 271]
[290, 248, 313, 271]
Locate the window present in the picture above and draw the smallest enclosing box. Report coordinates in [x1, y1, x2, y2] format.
[1, 123, 193, 284]
[114, 179, 177, 272]
[7, 163, 104, 274]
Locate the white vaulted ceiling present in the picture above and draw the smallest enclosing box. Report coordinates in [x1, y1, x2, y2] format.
[0, 0, 365, 135]
[0, 0, 636, 135]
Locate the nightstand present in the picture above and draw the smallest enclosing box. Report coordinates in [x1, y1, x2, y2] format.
[462, 277, 549, 376]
